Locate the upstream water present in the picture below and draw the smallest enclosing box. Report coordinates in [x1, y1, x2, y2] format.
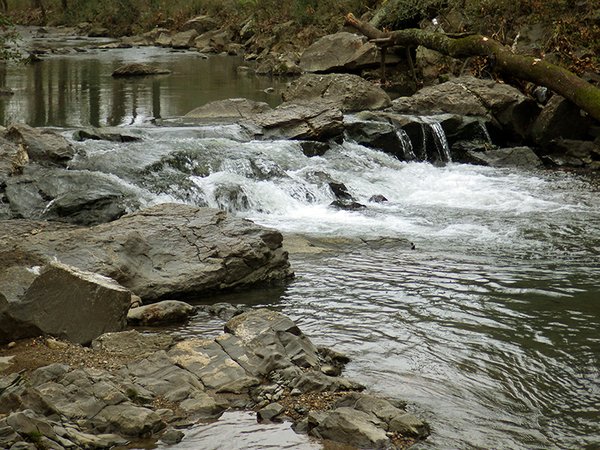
[2, 44, 600, 449]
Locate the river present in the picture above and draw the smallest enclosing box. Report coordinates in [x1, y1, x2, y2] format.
[1, 41, 599, 449]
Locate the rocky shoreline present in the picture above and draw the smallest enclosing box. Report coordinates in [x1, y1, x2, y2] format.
[0, 307, 430, 449]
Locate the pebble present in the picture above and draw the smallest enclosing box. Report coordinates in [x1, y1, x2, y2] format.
[46, 338, 68, 350]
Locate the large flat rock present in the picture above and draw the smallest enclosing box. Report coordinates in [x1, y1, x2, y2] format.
[0, 203, 293, 300]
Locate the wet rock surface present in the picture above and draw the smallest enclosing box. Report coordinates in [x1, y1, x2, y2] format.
[0, 309, 429, 449]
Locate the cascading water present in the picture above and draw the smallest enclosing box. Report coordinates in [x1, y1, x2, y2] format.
[422, 118, 452, 163]
[429, 121, 452, 162]
[395, 127, 417, 161]
[67, 125, 600, 449]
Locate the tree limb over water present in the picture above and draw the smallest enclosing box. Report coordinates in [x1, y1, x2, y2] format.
[345, 13, 600, 123]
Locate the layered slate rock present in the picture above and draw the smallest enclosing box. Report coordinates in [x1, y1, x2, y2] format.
[0, 262, 131, 344]
[282, 73, 392, 113]
[0, 309, 428, 449]
[0, 138, 28, 182]
[0, 203, 293, 300]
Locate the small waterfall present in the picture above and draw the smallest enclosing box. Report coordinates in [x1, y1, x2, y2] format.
[427, 120, 452, 163]
[479, 121, 492, 144]
[395, 128, 417, 161]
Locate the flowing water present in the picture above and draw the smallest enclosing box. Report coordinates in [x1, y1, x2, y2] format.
[2, 43, 599, 449]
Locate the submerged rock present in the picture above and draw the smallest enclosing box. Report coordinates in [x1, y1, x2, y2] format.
[72, 127, 143, 142]
[0, 203, 293, 300]
[111, 63, 171, 77]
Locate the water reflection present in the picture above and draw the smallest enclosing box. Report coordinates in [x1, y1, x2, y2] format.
[0, 48, 287, 128]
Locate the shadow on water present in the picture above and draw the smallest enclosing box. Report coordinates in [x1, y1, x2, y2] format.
[0, 48, 287, 127]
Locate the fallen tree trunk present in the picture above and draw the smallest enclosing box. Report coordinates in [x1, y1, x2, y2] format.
[345, 13, 600, 123]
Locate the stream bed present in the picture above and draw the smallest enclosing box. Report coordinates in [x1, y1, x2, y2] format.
[1, 41, 599, 449]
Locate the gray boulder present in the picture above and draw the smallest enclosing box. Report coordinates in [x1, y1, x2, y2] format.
[155, 32, 173, 47]
[193, 28, 232, 53]
[127, 300, 195, 326]
[0, 262, 131, 344]
[299, 32, 386, 73]
[171, 30, 198, 49]
[0, 203, 293, 301]
[4, 124, 74, 167]
[282, 73, 391, 113]
[257, 402, 285, 422]
[464, 146, 543, 169]
[309, 407, 389, 448]
[254, 101, 343, 141]
[255, 53, 302, 76]
[185, 98, 272, 121]
[112, 63, 171, 77]
[530, 95, 591, 145]
[182, 15, 219, 34]
[5, 166, 142, 225]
